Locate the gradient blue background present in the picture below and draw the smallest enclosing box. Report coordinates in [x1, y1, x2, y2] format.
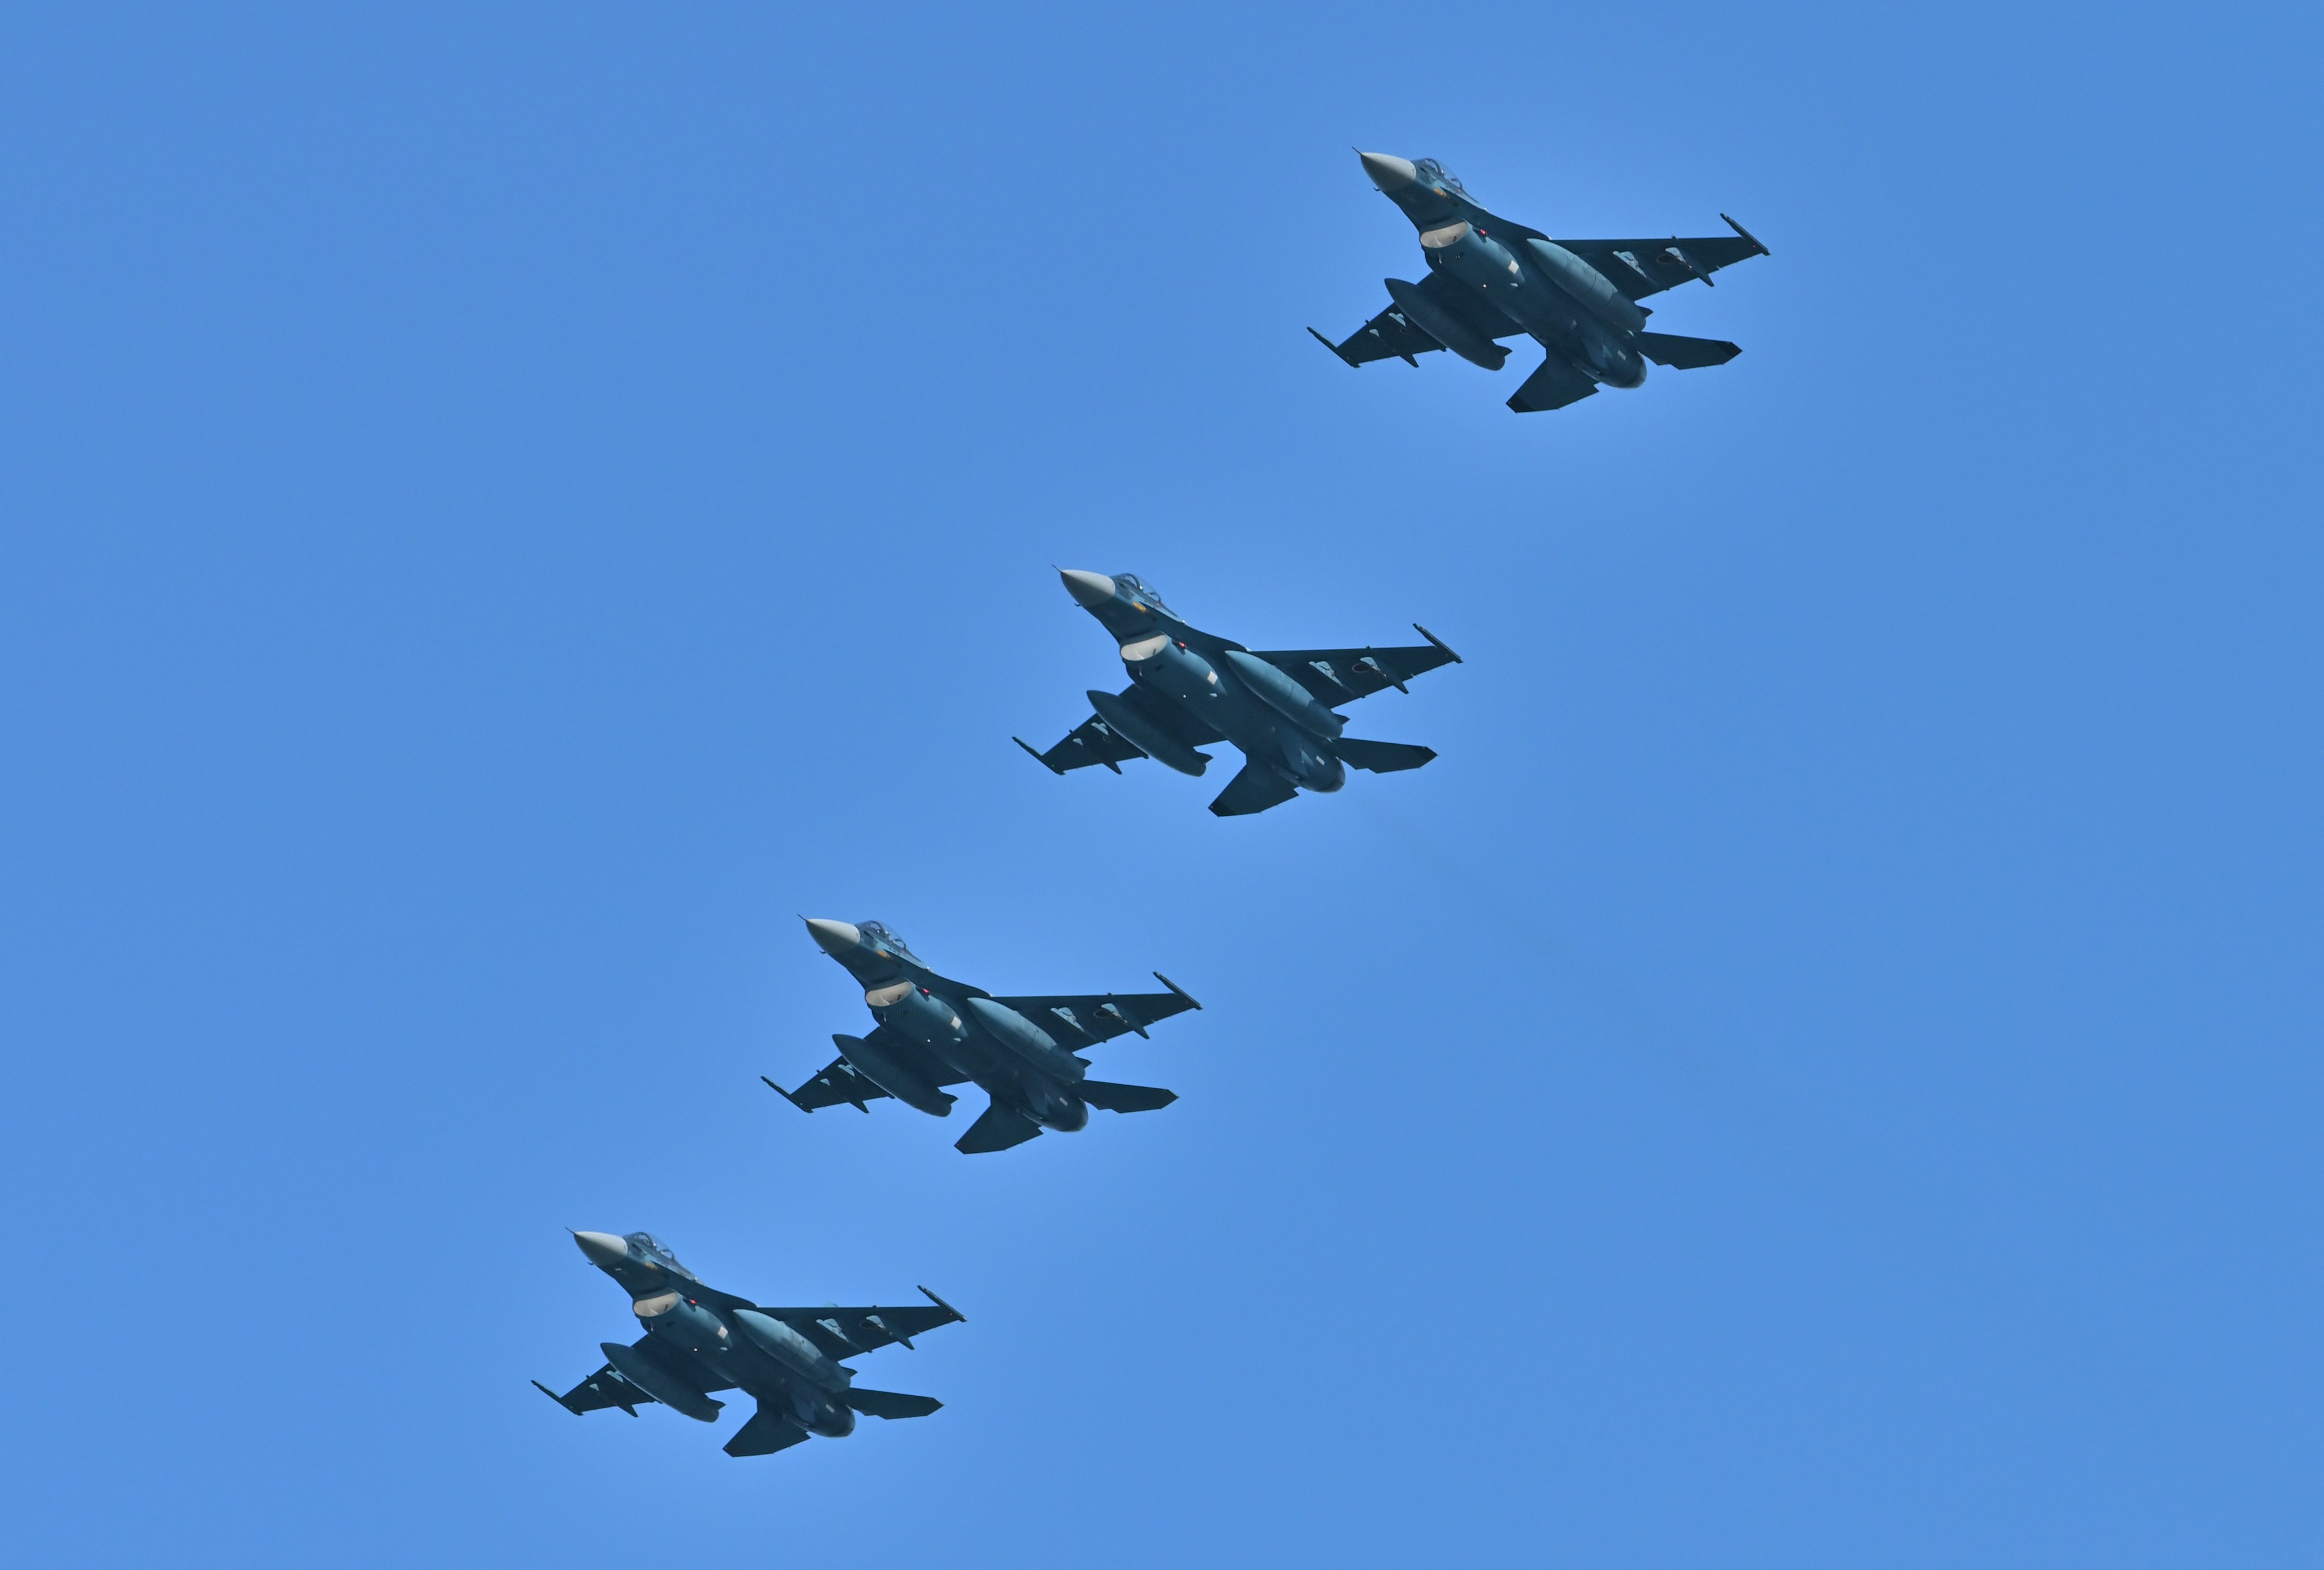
[4, 3, 2319, 1565]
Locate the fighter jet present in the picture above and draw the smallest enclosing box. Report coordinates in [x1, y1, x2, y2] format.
[1313, 151, 1770, 413]
[770, 916, 1201, 1154]
[534, 1229, 965, 1457]
[1017, 570, 1460, 816]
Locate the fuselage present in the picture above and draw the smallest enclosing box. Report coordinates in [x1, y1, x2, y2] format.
[1417, 219, 1646, 388]
[634, 1289, 860, 1436]
[808, 920, 1094, 1131]
[1363, 151, 1648, 389]
[1119, 629, 1347, 792]
[1066, 571, 1348, 795]
[575, 1232, 859, 1437]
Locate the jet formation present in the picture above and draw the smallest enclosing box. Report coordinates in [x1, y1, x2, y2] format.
[541, 142, 1771, 1462]
[772, 916, 1201, 1153]
[536, 1230, 965, 1457]
[1314, 150, 1768, 413]
[1019, 568, 1460, 816]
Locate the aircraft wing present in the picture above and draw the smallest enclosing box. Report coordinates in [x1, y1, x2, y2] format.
[1315, 269, 1526, 366]
[1557, 221, 1769, 301]
[773, 1060, 889, 1112]
[1019, 683, 1223, 775]
[1473, 205, 1550, 244]
[750, 1290, 967, 1361]
[990, 975, 1201, 1046]
[535, 1338, 735, 1414]
[536, 1362, 654, 1415]
[1244, 628, 1462, 708]
[770, 1026, 968, 1112]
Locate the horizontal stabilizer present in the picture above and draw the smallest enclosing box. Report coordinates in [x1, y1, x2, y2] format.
[1334, 738, 1437, 774]
[725, 1407, 812, 1456]
[1636, 331, 1741, 369]
[844, 1387, 944, 1421]
[956, 1100, 1043, 1155]
[1078, 1080, 1178, 1114]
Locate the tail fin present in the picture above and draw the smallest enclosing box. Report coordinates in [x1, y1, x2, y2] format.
[1078, 1080, 1178, 1114]
[956, 1101, 1043, 1154]
[1507, 354, 1599, 413]
[844, 1387, 944, 1420]
[1636, 332, 1741, 369]
[724, 1404, 811, 1456]
[1334, 738, 1437, 774]
[1209, 758, 1300, 816]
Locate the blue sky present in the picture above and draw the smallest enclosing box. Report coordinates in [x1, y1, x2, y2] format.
[3, 2, 2319, 1565]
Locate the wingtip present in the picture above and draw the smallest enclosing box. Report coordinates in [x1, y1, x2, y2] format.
[1014, 737, 1065, 775]
[1153, 971, 1203, 1010]
[1307, 326, 1356, 366]
[919, 1285, 967, 1323]
[762, 1074, 813, 1112]
[1413, 623, 1464, 663]
[533, 1379, 580, 1414]
[1721, 212, 1770, 256]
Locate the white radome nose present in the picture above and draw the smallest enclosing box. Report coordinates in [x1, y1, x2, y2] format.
[804, 918, 862, 957]
[1060, 570, 1117, 609]
[1359, 151, 1417, 191]
[573, 1230, 629, 1268]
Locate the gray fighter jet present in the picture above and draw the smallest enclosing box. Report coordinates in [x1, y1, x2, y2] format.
[1313, 151, 1770, 413]
[771, 917, 1202, 1154]
[1018, 570, 1460, 816]
[535, 1230, 964, 1458]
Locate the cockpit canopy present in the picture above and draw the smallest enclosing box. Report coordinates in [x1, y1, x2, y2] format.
[1112, 573, 1175, 617]
[624, 1231, 695, 1278]
[1412, 157, 1467, 197]
[858, 920, 923, 966]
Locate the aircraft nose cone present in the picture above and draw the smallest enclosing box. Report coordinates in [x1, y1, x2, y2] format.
[573, 1230, 629, 1269]
[1060, 570, 1117, 609]
[1359, 151, 1417, 191]
[804, 918, 862, 957]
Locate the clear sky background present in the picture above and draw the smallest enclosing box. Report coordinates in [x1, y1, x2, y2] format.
[4, 3, 2319, 1565]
